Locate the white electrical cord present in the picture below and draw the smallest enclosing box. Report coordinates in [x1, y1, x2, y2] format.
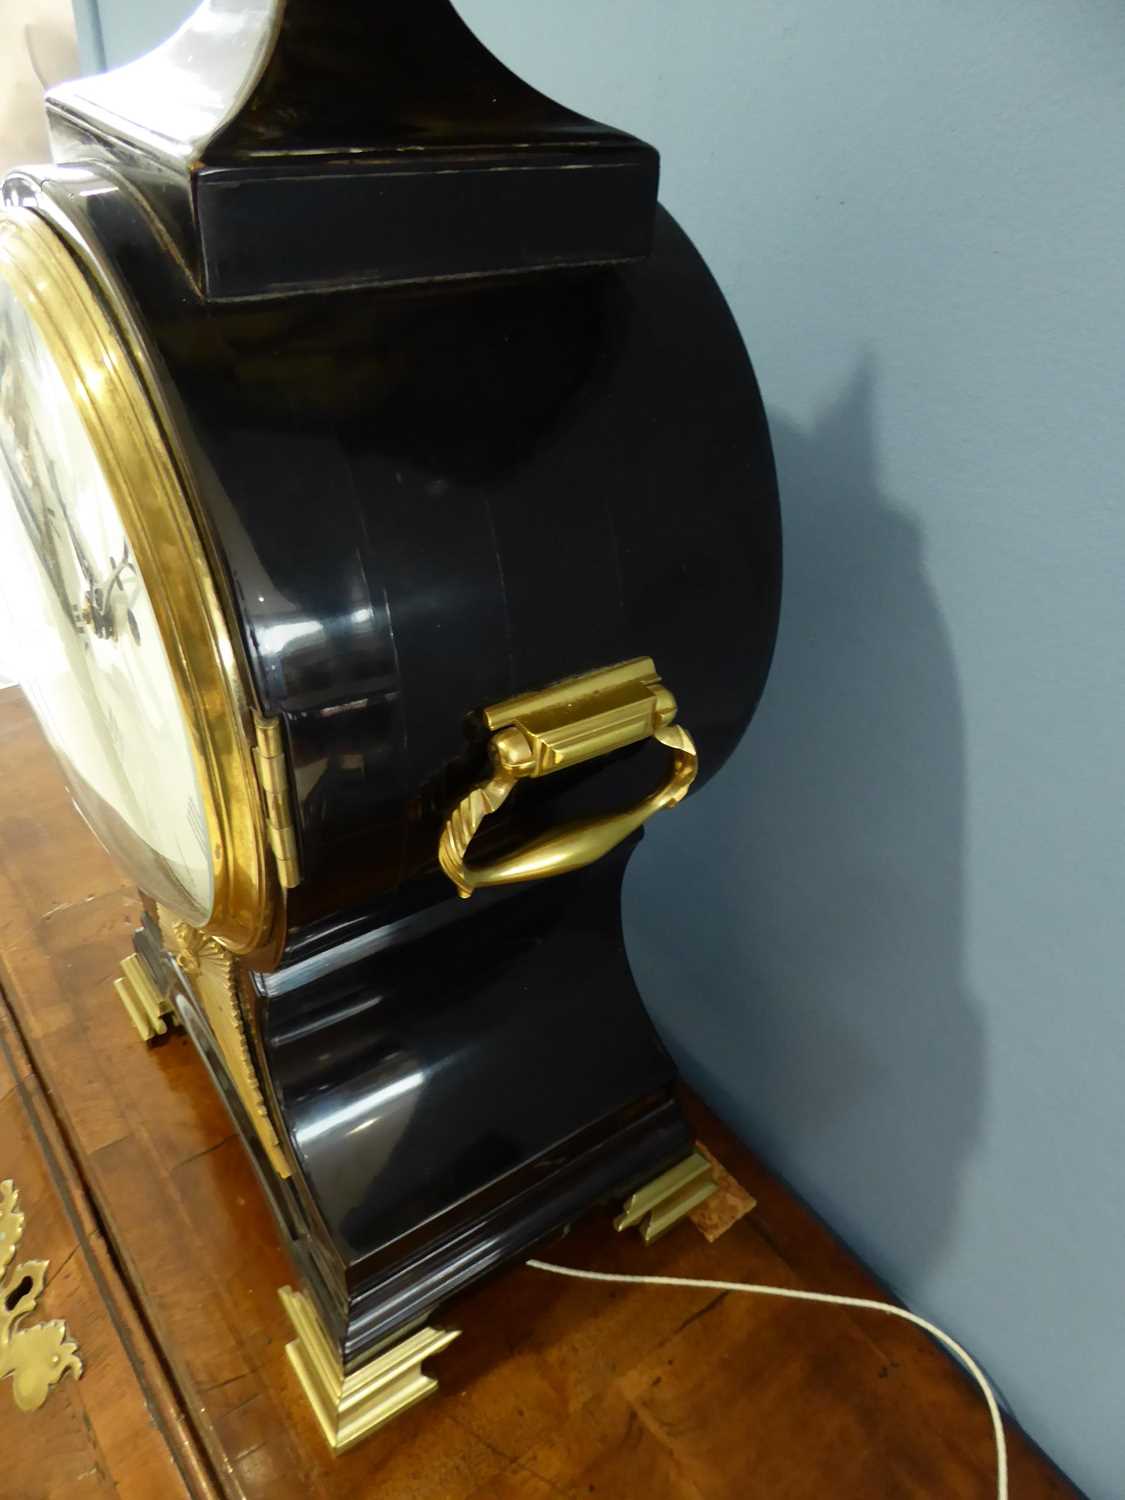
[527, 1258, 1007, 1500]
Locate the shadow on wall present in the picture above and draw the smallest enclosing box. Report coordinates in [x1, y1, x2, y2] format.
[626, 360, 985, 1284]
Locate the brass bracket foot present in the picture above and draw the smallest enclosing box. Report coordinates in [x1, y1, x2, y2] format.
[113, 952, 178, 1042]
[614, 1150, 718, 1245]
[279, 1286, 460, 1453]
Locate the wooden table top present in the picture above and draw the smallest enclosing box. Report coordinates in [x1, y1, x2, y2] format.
[0, 685, 1076, 1500]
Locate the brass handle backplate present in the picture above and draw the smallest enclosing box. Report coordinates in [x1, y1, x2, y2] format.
[438, 657, 698, 899]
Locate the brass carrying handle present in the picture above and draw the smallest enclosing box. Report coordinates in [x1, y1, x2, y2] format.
[438, 658, 698, 899]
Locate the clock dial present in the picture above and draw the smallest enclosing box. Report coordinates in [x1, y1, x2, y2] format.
[0, 249, 214, 922]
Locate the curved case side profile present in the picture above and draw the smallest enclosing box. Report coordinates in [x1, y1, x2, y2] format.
[8, 0, 781, 1402]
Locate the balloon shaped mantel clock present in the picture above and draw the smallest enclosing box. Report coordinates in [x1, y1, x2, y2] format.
[0, 0, 780, 1450]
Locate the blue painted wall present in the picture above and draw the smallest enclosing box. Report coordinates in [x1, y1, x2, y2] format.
[83, 5, 1125, 1492]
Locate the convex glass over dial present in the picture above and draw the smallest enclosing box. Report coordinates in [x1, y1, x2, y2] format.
[0, 263, 211, 918]
[0, 205, 277, 950]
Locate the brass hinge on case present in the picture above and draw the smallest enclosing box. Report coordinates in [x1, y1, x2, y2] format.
[253, 714, 300, 889]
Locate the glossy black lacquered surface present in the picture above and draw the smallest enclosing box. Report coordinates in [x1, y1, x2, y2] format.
[46, 0, 660, 297]
[267, 849, 677, 1272]
[9, 163, 780, 952]
[142, 849, 692, 1366]
[265, 847, 691, 1358]
[191, 0, 659, 299]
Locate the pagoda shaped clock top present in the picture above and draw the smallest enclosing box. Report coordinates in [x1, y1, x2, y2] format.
[45, 0, 660, 300]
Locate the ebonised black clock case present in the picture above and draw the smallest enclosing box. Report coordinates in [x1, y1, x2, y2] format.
[1, 0, 781, 1431]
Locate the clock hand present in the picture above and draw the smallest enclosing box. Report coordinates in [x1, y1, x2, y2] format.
[99, 538, 134, 605]
[27, 445, 113, 635]
[37, 441, 98, 591]
[0, 384, 81, 619]
[87, 539, 137, 640]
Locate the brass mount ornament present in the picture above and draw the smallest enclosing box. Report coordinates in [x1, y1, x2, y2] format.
[156, 909, 291, 1180]
[0, 1180, 82, 1412]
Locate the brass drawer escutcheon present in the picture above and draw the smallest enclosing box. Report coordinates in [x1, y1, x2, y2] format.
[0, 1180, 82, 1412]
[439, 657, 698, 898]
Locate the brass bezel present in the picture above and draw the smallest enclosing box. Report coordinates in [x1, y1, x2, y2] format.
[0, 206, 281, 960]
